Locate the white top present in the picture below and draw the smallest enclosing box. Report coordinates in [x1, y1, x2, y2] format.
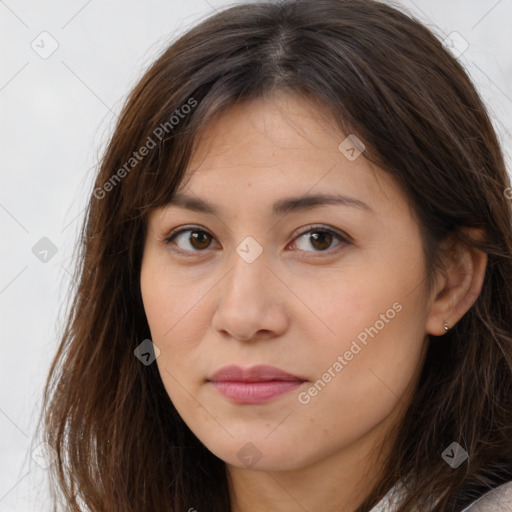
[369, 479, 512, 511]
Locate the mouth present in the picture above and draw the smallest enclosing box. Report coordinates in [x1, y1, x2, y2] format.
[207, 364, 307, 404]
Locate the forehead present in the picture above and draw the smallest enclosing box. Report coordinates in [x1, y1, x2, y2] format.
[165, 93, 408, 221]
[187, 92, 344, 168]
[143, 94, 417, 234]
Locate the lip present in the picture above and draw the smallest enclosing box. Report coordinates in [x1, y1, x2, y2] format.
[208, 364, 306, 382]
[207, 365, 307, 404]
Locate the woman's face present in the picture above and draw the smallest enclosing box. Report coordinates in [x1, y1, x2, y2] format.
[140, 92, 433, 472]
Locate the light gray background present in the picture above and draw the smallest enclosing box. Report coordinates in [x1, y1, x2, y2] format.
[1, 1, 511, 510]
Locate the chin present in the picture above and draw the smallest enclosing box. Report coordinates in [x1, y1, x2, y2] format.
[201, 436, 314, 472]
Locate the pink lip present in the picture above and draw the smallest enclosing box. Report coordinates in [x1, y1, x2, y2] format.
[207, 364, 307, 404]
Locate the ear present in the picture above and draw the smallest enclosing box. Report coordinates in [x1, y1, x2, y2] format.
[425, 228, 488, 336]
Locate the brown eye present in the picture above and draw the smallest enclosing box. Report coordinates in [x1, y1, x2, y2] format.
[292, 227, 348, 254]
[189, 230, 212, 250]
[309, 231, 333, 251]
[165, 228, 216, 252]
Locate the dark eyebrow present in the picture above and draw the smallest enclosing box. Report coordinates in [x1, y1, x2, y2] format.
[165, 191, 374, 216]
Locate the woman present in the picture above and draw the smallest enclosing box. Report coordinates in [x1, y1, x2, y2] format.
[38, 0, 512, 510]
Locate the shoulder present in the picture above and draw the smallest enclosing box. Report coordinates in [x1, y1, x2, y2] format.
[462, 480, 512, 512]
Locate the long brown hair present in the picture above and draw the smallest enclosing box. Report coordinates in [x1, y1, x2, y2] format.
[38, 0, 512, 510]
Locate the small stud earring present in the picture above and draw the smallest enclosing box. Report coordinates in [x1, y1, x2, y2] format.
[443, 322, 450, 333]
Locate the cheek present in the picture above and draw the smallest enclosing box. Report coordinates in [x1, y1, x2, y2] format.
[140, 259, 201, 397]
[290, 248, 428, 408]
[289, 292, 427, 465]
[140, 259, 226, 422]
[140, 255, 209, 346]
[140, 270, 206, 418]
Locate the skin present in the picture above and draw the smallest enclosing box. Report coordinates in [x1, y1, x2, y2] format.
[140, 91, 487, 512]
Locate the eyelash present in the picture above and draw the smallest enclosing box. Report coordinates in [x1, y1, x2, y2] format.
[163, 224, 351, 258]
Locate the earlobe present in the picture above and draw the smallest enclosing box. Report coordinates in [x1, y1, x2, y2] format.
[425, 228, 488, 336]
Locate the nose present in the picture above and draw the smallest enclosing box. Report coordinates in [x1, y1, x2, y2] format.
[211, 248, 290, 342]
